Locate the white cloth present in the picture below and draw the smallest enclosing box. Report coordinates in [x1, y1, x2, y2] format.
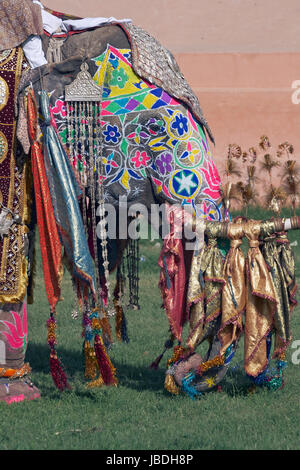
[32, 1, 44, 7]
[41, 9, 65, 34]
[22, 2, 132, 68]
[22, 35, 47, 68]
[63, 17, 132, 31]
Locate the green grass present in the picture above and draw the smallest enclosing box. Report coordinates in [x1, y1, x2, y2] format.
[0, 207, 300, 450]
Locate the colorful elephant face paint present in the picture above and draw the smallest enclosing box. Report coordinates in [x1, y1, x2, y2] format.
[51, 45, 223, 220]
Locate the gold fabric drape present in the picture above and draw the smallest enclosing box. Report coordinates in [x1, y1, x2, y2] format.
[219, 218, 245, 354]
[260, 226, 297, 360]
[187, 222, 225, 350]
[244, 220, 278, 377]
[186, 216, 297, 378]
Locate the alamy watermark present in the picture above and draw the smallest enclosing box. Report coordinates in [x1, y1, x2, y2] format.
[291, 80, 300, 104]
[291, 340, 300, 365]
[0, 339, 5, 365]
[96, 197, 204, 250]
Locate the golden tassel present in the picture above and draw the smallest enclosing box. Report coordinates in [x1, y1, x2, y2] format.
[94, 334, 118, 386]
[114, 300, 123, 341]
[86, 376, 105, 389]
[164, 374, 180, 395]
[84, 341, 98, 380]
[167, 345, 189, 368]
[196, 354, 225, 376]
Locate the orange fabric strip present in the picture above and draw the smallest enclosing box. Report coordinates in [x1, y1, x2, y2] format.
[27, 90, 62, 312]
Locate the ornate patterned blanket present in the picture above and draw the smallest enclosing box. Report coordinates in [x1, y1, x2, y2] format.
[0, 48, 30, 303]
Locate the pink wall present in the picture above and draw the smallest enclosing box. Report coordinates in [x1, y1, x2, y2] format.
[42, 0, 300, 53]
[42, 1, 300, 185]
[176, 53, 300, 164]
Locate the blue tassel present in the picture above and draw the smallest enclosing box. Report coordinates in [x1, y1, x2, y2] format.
[181, 373, 203, 400]
[249, 370, 269, 386]
[224, 343, 235, 365]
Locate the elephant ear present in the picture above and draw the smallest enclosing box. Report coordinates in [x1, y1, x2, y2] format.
[121, 22, 214, 144]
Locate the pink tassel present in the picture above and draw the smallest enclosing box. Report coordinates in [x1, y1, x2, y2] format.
[94, 335, 117, 386]
[150, 353, 164, 370]
[150, 336, 175, 370]
[49, 352, 69, 391]
[47, 313, 69, 391]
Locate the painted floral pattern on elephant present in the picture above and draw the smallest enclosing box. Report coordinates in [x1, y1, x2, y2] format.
[51, 46, 223, 220]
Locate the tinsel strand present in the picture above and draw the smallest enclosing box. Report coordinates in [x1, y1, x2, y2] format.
[94, 334, 118, 386]
[47, 312, 69, 391]
[114, 263, 129, 342]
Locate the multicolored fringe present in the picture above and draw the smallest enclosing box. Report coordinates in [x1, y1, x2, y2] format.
[182, 344, 235, 398]
[167, 345, 190, 368]
[82, 307, 117, 387]
[94, 334, 117, 386]
[181, 373, 203, 400]
[165, 343, 236, 399]
[248, 359, 287, 391]
[266, 360, 287, 391]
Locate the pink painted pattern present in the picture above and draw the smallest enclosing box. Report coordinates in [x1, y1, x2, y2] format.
[201, 161, 221, 200]
[0, 304, 28, 351]
[52, 99, 67, 118]
[5, 392, 40, 405]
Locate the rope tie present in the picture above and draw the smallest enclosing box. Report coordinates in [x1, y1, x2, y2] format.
[249, 240, 260, 248]
[230, 239, 242, 249]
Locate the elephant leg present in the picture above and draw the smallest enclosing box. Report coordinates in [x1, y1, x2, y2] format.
[0, 302, 40, 404]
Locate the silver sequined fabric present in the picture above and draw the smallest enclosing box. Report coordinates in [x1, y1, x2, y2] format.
[122, 22, 214, 143]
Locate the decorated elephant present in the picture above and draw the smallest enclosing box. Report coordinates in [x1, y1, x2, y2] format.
[3, 1, 294, 404]
[0, 2, 229, 403]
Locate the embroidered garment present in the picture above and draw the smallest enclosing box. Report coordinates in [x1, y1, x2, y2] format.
[0, 48, 31, 303]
